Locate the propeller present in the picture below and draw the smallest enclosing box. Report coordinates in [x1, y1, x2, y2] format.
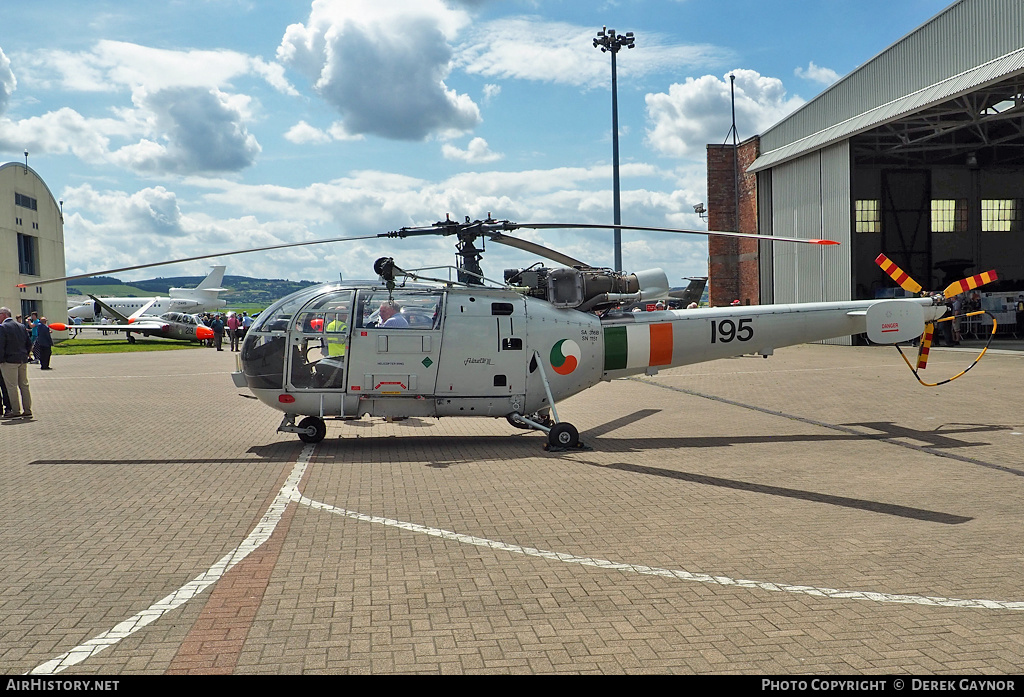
[874, 253, 998, 377]
[22, 216, 840, 289]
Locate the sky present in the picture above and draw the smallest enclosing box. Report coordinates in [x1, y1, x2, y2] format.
[0, 0, 955, 288]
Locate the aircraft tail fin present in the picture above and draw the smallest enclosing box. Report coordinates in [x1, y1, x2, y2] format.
[193, 266, 226, 291]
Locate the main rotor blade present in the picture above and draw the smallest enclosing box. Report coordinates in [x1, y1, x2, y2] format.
[513, 222, 840, 246]
[21, 234, 381, 286]
[487, 233, 588, 267]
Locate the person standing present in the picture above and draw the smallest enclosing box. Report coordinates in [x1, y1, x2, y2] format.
[211, 314, 225, 351]
[28, 312, 39, 363]
[34, 317, 54, 370]
[226, 312, 241, 352]
[0, 306, 33, 419]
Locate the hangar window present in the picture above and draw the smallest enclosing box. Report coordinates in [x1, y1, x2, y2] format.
[981, 199, 1022, 232]
[17, 233, 38, 275]
[854, 199, 880, 233]
[930, 199, 967, 233]
[15, 193, 37, 211]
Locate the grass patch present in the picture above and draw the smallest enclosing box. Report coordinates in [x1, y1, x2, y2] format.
[53, 338, 206, 355]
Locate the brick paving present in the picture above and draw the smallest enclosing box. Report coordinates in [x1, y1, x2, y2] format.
[1, 342, 1022, 674]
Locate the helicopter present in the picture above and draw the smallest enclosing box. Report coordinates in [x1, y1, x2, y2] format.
[23, 216, 998, 448]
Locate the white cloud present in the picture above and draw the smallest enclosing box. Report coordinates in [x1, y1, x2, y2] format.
[456, 17, 730, 88]
[277, 0, 480, 141]
[442, 136, 502, 163]
[22, 40, 298, 95]
[62, 183, 322, 281]
[284, 119, 364, 145]
[0, 107, 120, 161]
[0, 46, 16, 114]
[1, 40, 285, 175]
[482, 83, 501, 104]
[0, 88, 261, 176]
[284, 120, 332, 145]
[110, 87, 261, 174]
[185, 161, 708, 278]
[795, 61, 840, 86]
[59, 155, 712, 286]
[645, 69, 805, 159]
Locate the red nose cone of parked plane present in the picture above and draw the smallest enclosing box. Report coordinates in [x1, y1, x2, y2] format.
[197, 326, 214, 340]
[49, 323, 68, 331]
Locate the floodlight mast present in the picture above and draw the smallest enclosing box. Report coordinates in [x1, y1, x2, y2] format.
[593, 27, 635, 272]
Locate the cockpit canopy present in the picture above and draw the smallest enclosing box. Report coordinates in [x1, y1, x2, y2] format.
[240, 285, 444, 390]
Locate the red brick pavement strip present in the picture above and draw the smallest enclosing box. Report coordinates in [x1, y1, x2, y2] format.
[165, 453, 311, 675]
[5, 344, 1024, 674]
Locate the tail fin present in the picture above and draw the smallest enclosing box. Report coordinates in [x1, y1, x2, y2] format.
[193, 266, 226, 291]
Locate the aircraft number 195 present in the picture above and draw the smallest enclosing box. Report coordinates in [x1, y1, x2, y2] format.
[710, 318, 753, 344]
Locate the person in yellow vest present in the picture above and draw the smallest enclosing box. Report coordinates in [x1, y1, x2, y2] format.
[325, 312, 348, 357]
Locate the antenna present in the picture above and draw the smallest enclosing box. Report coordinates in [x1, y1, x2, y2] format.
[722, 74, 740, 232]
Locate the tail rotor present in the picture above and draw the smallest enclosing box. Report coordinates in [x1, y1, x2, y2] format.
[874, 253, 998, 384]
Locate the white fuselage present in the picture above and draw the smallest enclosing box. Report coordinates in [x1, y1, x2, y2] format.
[67, 266, 227, 320]
[237, 284, 944, 422]
[68, 296, 223, 320]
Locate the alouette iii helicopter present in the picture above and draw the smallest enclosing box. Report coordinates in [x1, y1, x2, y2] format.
[25, 216, 998, 448]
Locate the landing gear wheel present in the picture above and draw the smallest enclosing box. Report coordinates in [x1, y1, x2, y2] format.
[126, 334, 136, 344]
[547, 422, 579, 448]
[297, 416, 327, 444]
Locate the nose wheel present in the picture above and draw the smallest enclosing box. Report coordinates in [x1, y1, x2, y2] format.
[297, 416, 327, 444]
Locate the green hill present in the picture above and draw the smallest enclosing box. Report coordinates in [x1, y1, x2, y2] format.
[68, 274, 319, 306]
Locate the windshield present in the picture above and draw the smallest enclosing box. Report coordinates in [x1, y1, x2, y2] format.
[251, 284, 335, 333]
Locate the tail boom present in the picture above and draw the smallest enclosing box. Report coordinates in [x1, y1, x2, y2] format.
[599, 298, 943, 378]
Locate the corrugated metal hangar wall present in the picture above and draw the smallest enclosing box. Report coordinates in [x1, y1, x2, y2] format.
[739, 0, 1024, 345]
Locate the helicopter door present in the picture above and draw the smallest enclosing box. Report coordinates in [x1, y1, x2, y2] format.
[286, 290, 353, 392]
[347, 289, 444, 397]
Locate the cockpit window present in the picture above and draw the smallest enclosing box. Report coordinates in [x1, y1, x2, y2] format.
[294, 290, 354, 335]
[355, 290, 443, 329]
[251, 285, 330, 333]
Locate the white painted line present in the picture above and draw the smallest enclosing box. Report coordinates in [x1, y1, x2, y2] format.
[29, 444, 315, 675]
[30, 440, 1024, 675]
[295, 492, 1024, 612]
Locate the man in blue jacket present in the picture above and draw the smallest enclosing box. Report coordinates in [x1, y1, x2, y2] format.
[0, 306, 33, 418]
[34, 317, 54, 370]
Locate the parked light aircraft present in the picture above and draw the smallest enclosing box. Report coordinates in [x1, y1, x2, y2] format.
[67, 266, 227, 320]
[52, 296, 214, 344]
[25, 217, 998, 448]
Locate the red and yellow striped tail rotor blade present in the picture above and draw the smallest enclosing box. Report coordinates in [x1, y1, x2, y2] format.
[875, 253, 923, 295]
[916, 322, 934, 370]
[943, 269, 998, 299]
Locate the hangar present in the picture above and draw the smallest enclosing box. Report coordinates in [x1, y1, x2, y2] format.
[0, 161, 66, 322]
[708, 0, 1024, 340]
